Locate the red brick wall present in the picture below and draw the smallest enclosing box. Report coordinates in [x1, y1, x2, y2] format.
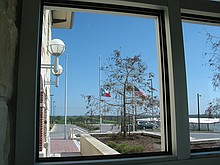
[39, 91, 45, 152]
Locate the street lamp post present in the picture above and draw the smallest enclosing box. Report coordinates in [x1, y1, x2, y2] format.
[43, 38, 66, 87]
[46, 38, 66, 138]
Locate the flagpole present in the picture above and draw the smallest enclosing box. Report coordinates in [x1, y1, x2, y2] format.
[132, 83, 135, 132]
[99, 55, 102, 132]
[64, 54, 68, 139]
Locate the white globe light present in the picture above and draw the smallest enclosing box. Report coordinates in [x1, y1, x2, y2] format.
[48, 39, 66, 56]
[52, 64, 63, 76]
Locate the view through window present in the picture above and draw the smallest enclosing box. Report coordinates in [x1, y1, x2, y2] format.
[182, 20, 220, 152]
[39, 6, 168, 158]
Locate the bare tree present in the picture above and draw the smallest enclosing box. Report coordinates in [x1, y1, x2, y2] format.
[81, 50, 159, 136]
[203, 32, 220, 91]
[102, 50, 156, 137]
[82, 95, 98, 131]
[205, 98, 220, 118]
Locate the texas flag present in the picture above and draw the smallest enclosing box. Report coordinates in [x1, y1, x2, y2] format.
[101, 88, 111, 97]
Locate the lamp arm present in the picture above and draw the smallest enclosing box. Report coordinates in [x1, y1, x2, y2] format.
[41, 63, 53, 69]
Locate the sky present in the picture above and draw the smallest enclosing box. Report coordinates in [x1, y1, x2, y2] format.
[47, 10, 219, 116]
[182, 22, 219, 115]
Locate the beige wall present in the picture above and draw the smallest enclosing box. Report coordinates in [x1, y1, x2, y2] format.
[80, 134, 120, 156]
[0, 0, 18, 165]
[39, 9, 52, 157]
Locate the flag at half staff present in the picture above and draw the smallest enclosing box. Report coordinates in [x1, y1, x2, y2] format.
[134, 86, 146, 97]
[101, 88, 111, 97]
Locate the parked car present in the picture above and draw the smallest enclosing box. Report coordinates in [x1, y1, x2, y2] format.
[137, 121, 158, 130]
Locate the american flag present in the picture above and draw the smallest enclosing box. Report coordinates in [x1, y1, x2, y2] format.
[134, 86, 146, 97]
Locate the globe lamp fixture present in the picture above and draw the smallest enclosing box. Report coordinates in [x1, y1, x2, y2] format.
[52, 64, 63, 76]
[48, 39, 66, 57]
[41, 38, 66, 87]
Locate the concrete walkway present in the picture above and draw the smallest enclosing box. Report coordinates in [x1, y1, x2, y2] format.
[50, 139, 81, 157]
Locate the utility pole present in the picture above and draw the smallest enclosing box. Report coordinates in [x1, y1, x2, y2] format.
[197, 93, 201, 131]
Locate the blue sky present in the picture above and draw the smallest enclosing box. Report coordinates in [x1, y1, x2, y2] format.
[182, 22, 219, 115]
[48, 11, 219, 116]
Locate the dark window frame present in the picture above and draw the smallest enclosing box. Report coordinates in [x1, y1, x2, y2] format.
[181, 13, 220, 154]
[38, 0, 172, 162]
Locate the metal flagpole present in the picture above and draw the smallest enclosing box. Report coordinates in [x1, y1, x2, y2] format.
[132, 70, 136, 132]
[197, 93, 201, 131]
[64, 54, 68, 139]
[132, 83, 135, 132]
[99, 55, 102, 132]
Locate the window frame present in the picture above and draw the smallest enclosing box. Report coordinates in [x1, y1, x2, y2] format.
[15, 0, 220, 165]
[181, 13, 220, 154]
[39, 2, 171, 161]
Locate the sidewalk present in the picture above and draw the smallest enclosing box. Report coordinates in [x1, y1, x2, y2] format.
[50, 139, 81, 157]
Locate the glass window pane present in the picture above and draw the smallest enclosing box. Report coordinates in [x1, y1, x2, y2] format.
[182, 21, 220, 152]
[39, 6, 167, 159]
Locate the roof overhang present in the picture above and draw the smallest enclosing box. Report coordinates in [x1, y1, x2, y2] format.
[52, 10, 74, 29]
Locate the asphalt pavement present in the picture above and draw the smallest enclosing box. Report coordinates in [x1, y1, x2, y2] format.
[50, 124, 88, 139]
[190, 132, 220, 141]
[50, 124, 220, 142]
